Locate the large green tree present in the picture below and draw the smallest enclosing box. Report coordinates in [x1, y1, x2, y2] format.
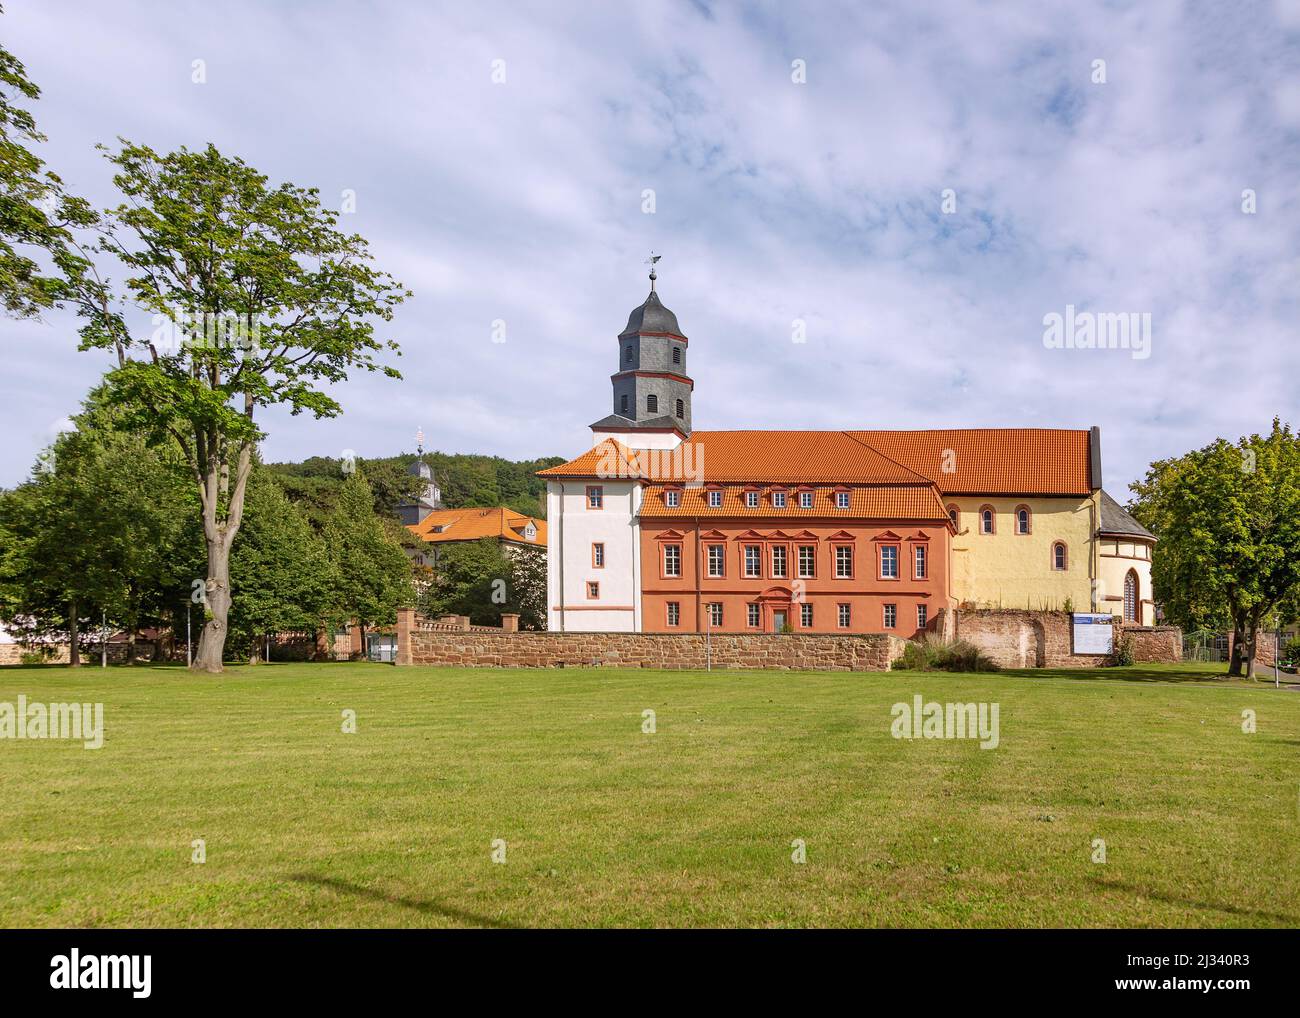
[1132, 420, 1300, 678]
[74, 141, 408, 672]
[0, 13, 94, 318]
[323, 470, 412, 649]
[228, 469, 336, 663]
[419, 537, 546, 630]
[0, 398, 197, 663]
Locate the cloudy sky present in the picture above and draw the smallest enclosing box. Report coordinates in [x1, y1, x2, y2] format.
[3, 0, 1297, 493]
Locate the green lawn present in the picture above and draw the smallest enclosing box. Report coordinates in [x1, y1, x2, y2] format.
[1, 661, 1297, 928]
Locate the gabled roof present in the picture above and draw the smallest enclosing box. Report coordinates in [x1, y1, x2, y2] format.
[1098, 489, 1156, 541]
[539, 428, 1095, 496]
[847, 428, 1094, 495]
[407, 507, 546, 546]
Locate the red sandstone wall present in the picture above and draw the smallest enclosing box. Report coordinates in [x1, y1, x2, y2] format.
[932, 608, 1181, 668]
[401, 627, 906, 671]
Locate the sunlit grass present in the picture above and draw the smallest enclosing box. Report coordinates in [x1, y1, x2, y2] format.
[1, 660, 1296, 927]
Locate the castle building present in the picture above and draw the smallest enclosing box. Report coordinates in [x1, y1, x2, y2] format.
[539, 270, 1154, 633]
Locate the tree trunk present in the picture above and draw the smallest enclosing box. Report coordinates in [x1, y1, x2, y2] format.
[68, 599, 80, 668]
[192, 535, 231, 673]
[1227, 611, 1247, 676]
[126, 630, 137, 665]
[1244, 624, 1256, 680]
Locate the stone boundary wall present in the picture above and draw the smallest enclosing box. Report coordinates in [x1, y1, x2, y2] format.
[396, 611, 905, 671]
[929, 608, 1181, 668]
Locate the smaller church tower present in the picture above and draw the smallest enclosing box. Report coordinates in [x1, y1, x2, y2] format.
[399, 427, 443, 526]
[589, 255, 692, 449]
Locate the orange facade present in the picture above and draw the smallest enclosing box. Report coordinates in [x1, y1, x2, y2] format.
[640, 520, 951, 636]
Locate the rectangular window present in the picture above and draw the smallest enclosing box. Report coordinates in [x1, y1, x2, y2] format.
[665, 489, 680, 507]
[883, 603, 897, 628]
[620, 394, 628, 413]
[592, 542, 605, 567]
[747, 603, 760, 628]
[586, 485, 603, 509]
[666, 602, 680, 627]
[707, 544, 725, 577]
[744, 545, 761, 578]
[772, 491, 787, 508]
[836, 491, 850, 509]
[798, 545, 816, 578]
[837, 603, 851, 628]
[675, 399, 684, 419]
[917, 603, 928, 629]
[708, 489, 722, 508]
[707, 602, 723, 628]
[745, 491, 758, 508]
[835, 545, 853, 578]
[663, 544, 681, 577]
[800, 603, 813, 627]
[914, 545, 927, 579]
[799, 491, 813, 508]
[771, 545, 787, 578]
[647, 394, 658, 413]
[880, 545, 899, 579]
[672, 346, 681, 364]
[587, 581, 600, 599]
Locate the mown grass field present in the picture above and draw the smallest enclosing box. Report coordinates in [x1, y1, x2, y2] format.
[1, 661, 1296, 928]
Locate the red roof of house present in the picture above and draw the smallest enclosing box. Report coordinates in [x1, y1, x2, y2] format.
[539, 429, 1094, 496]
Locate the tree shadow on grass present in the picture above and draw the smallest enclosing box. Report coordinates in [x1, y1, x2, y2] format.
[289, 873, 520, 929]
[1005, 666, 1259, 685]
[1087, 876, 1299, 925]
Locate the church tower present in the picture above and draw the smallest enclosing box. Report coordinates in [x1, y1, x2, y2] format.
[589, 256, 691, 449]
[399, 428, 443, 526]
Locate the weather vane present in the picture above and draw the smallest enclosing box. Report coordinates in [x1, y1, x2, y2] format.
[646, 252, 661, 291]
[415, 427, 425, 455]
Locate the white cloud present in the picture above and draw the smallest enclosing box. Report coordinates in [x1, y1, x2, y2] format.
[0, 0, 1295, 497]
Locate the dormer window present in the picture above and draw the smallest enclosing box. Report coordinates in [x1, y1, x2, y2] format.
[799, 491, 813, 509]
[665, 489, 680, 508]
[647, 394, 658, 414]
[745, 490, 759, 509]
[708, 489, 722, 508]
[772, 491, 787, 508]
[836, 491, 850, 509]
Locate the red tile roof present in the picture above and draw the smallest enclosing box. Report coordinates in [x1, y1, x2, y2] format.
[539, 429, 1094, 496]
[847, 429, 1093, 495]
[406, 507, 546, 546]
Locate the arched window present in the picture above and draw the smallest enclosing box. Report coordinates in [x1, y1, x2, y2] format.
[647, 393, 658, 414]
[1123, 570, 1138, 622]
[947, 504, 958, 527]
[675, 398, 684, 419]
[979, 506, 995, 534]
[1015, 505, 1031, 535]
[1052, 542, 1067, 570]
[672, 346, 681, 365]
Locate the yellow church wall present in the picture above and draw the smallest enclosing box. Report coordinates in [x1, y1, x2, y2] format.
[946, 495, 1097, 612]
[1098, 538, 1155, 625]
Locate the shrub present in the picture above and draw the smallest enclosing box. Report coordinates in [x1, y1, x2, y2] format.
[1109, 634, 1136, 667]
[898, 634, 997, 672]
[1281, 637, 1300, 671]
